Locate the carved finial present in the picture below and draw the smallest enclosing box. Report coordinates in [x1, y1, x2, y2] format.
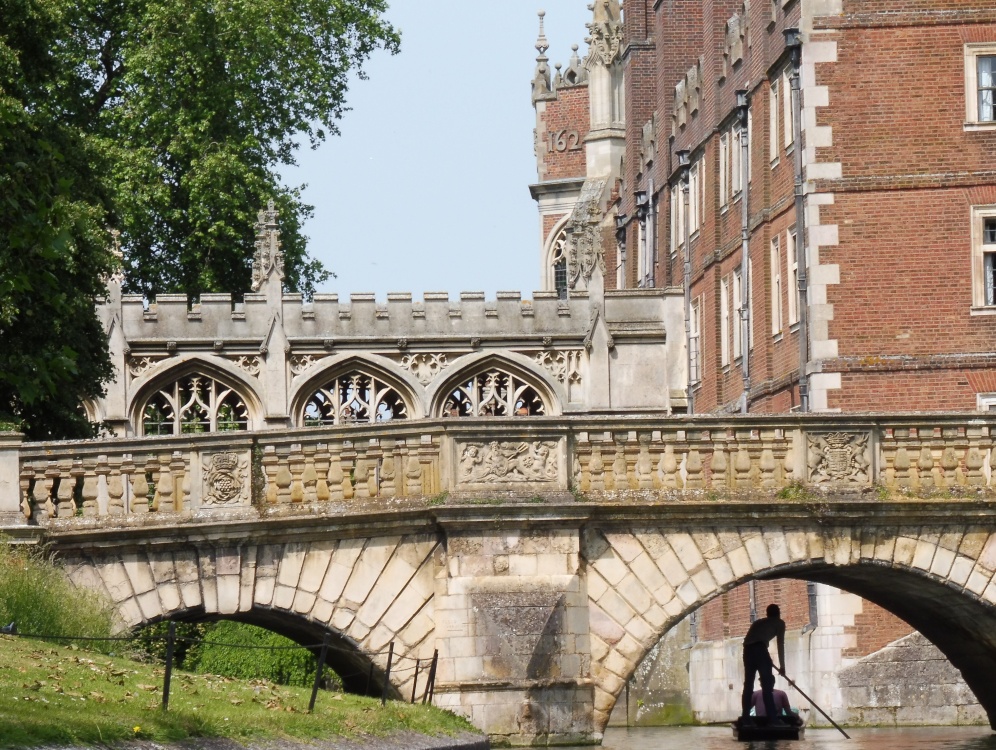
[532, 10, 553, 103]
[563, 43, 588, 86]
[252, 199, 284, 293]
[585, 0, 623, 68]
[106, 228, 125, 285]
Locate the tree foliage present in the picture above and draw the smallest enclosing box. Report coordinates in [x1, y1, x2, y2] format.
[0, 0, 398, 436]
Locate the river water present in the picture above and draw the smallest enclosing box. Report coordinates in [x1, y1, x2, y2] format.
[562, 726, 996, 750]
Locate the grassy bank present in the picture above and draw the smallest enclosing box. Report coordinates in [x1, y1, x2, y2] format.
[0, 633, 473, 748]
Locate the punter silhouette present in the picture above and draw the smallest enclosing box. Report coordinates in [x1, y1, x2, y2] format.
[741, 603, 786, 723]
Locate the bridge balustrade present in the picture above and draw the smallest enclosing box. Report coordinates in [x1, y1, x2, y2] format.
[2, 413, 993, 525]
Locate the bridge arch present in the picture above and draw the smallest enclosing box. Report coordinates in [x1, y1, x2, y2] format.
[427, 351, 564, 417]
[62, 533, 440, 699]
[288, 353, 425, 426]
[129, 354, 266, 435]
[582, 525, 996, 732]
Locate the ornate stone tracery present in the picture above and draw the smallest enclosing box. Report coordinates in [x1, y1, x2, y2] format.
[140, 375, 250, 436]
[289, 354, 329, 376]
[458, 440, 560, 484]
[440, 367, 547, 418]
[534, 350, 583, 386]
[251, 200, 284, 292]
[303, 371, 409, 426]
[400, 353, 449, 384]
[128, 355, 166, 378]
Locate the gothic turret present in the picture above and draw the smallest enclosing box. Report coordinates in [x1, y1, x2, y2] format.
[584, 0, 625, 177]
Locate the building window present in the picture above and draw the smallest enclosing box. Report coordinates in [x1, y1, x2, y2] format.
[733, 267, 743, 360]
[769, 78, 780, 164]
[304, 371, 409, 425]
[787, 228, 799, 324]
[689, 298, 701, 384]
[771, 236, 783, 334]
[689, 161, 700, 234]
[782, 69, 794, 149]
[719, 133, 729, 208]
[670, 187, 679, 254]
[441, 367, 547, 417]
[965, 45, 996, 128]
[731, 126, 743, 197]
[973, 207, 996, 308]
[978, 393, 996, 411]
[141, 375, 250, 436]
[551, 230, 569, 299]
[721, 278, 731, 367]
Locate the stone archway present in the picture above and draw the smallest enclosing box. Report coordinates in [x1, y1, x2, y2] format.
[582, 524, 996, 732]
[62, 533, 440, 698]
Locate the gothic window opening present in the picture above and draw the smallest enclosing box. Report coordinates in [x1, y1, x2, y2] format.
[303, 372, 409, 426]
[551, 230, 568, 299]
[441, 368, 547, 417]
[141, 375, 250, 436]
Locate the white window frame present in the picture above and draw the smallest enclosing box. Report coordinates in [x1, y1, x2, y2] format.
[770, 236, 783, 334]
[721, 278, 731, 367]
[731, 126, 743, 198]
[786, 228, 799, 325]
[732, 267, 743, 360]
[747, 107, 754, 184]
[689, 161, 701, 234]
[690, 298, 702, 385]
[719, 133, 729, 208]
[748, 257, 754, 350]
[972, 205, 996, 311]
[769, 78, 780, 165]
[965, 44, 996, 130]
[978, 393, 996, 411]
[782, 68, 794, 149]
[670, 188, 679, 255]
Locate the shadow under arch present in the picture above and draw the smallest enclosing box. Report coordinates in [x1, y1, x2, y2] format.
[426, 351, 565, 418]
[287, 352, 425, 427]
[583, 529, 996, 732]
[128, 354, 266, 435]
[137, 607, 400, 699]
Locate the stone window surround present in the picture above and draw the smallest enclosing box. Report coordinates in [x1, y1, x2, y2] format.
[964, 43, 996, 131]
[970, 205, 996, 314]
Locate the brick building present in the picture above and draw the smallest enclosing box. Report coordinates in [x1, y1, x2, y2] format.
[530, 0, 995, 723]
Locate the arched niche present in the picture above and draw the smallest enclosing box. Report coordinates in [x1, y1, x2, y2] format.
[543, 216, 572, 300]
[288, 354, 423, 427]
[129, 356, 265, 436]
[428, 352, 563, 418]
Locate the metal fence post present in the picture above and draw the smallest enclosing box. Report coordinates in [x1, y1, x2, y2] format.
[381, 642, 394, 706]
[410, 659, 420, 704]
[308, 633, 330, 713]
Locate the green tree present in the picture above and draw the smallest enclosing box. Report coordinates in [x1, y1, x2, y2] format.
[0, 0, 115, 438]
[53, 0, 400, 298]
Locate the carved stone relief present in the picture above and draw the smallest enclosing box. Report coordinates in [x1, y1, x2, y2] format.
[567, 178, 607, 289]
[128, 355, 165, 378]
[289, 354, 328, 376]
[534, 351, 583, 386]
[231, 355, 261, 377]
[203, 452, 249, 505]
[458, 440, 560, 484]
[808, 432, 871, 484]
[400, 353, 449, 385]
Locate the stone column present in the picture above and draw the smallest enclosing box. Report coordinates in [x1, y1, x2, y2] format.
[432, 522, 594, 746]
[0, 433, 25, 526]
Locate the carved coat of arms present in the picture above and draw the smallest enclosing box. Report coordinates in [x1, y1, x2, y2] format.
[203, 452, 249, 505]
[808, 432, 870, 484]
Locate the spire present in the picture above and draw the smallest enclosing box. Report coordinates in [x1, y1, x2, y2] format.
[251, 200, 284, 294]
[585, 0, 624, 68]
[531, 10, 553, 102]
[563, 44, 587, 86]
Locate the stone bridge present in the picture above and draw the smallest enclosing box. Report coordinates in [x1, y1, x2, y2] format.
[2, 414, 996, 746]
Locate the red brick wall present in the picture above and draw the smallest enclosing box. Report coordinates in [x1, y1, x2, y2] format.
[536, 86, 590, 182]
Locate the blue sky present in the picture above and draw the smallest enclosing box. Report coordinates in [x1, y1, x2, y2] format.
[282, 2, 592, 298]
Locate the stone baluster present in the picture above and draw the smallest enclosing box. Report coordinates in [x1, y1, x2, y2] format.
[966, 444, 986, 486]
[917, 446, 935, 490]
[759, 448, 776, 489]
[275, 451, 293, 504]
[660, 443, 679, 489]
[34, 463, 55, 521]
[734, 445, 753, 489]
[328, 445, 345, 502]
[367, 442, 382, 497]
[685, 448, 704, 489]
[130, 458, 150, 513]
[81, 459, 99, 517]
[57, 461, 77, 518]
[353, 453, 370, 499]
[288, 444, 305, 503]
[156, 454, 175, 512]
[612, 440, 628, 491]
[636, 437, 654, 490]
[782, 445, 795, 483]
[106, 458, 125, 516]
[302, 446, 318, 503]
[148, 456, 162, 511]
[893, 447, 911, 489]
[340, 443, 356, 500]
[261, 446, 279, 504]
[380, 443, 397, 498]
[405, 452, 423, 496]
[940, 446, 960, 488]
[314, 444, 331, 501]
[18, 467, 31, 520]
[170, 451, 186, 512]
[711, 445, 728, 490]
[588, 446, 605, 491]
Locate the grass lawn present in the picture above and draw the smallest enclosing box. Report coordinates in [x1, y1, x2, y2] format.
[0, 634, 474, 748]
